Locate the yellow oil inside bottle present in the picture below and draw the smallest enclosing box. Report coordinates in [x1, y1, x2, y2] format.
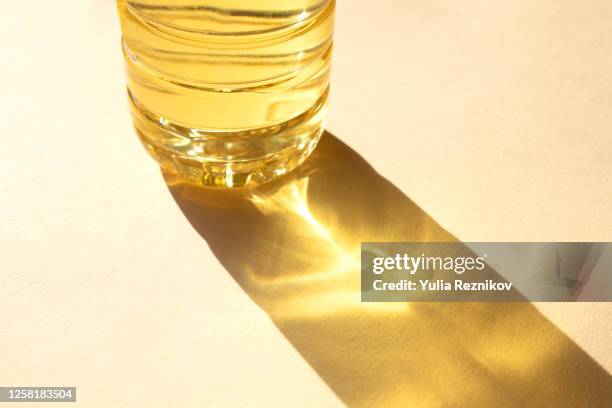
[117, 0, 334, 187]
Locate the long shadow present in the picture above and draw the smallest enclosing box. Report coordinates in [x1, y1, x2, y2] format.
[164, 132, 612, 407]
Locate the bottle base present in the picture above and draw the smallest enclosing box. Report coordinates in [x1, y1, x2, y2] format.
[128, 90, 328, 188]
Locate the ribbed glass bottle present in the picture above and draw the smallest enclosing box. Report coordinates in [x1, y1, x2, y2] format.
[117, 0, 334, 187]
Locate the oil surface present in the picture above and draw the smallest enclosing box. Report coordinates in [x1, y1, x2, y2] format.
[117, 0, 334, 187]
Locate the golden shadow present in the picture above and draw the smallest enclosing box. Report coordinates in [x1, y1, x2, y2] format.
[165, 132, 612, 407]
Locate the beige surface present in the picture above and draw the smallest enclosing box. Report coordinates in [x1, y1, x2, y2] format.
[1, 0, 611, 407]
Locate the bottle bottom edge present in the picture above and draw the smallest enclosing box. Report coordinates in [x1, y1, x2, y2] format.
[129, 92, 328, 188]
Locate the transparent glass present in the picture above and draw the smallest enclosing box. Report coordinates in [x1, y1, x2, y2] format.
[117, 0, 335, 187]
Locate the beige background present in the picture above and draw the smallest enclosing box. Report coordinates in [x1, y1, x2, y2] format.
[1, 0, 611, 407]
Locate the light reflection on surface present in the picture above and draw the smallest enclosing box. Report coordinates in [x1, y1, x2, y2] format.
[165, 132, 612, 407]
